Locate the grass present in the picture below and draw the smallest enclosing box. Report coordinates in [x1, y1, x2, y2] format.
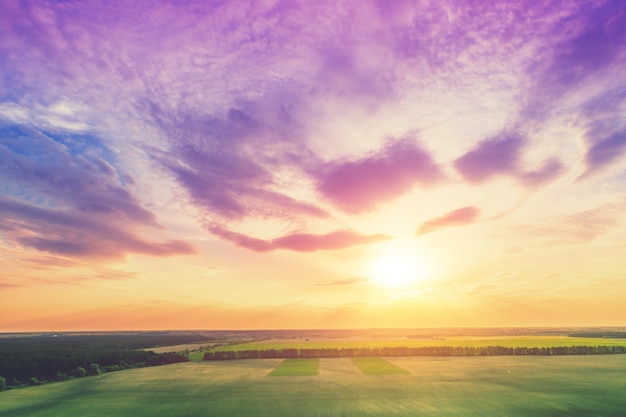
[143, 342, 220, 354]
[1, 356, 626, 416]
[140, 341, 224, 362]
[187, 350, 206, 361]
[351, 357, 409, 375]
[270, 358, 319, 376]
[213, 335, 626, 352]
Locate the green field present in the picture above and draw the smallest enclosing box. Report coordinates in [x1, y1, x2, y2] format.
[187, 350, 206, 361]
[351, 357, 409, 375]
[270, 358, 319, 376]
[213, 336, 626, 352]
[2, 356, 626, 416]
[143, 342, 220, 354]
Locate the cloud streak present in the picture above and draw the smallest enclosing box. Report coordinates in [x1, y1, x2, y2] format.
[151, 105, 329, 223]
[0, 127, 157, 224]
[315, 278, 368, 287]
[515, 201, 625, 245]
[417, 206, 480, 236]
[454, 132, 563, 186]
[0, 282, 19, 290]
[0, 197, 195, 260]
[0, 124, 199, 263]
[209, 225, 389, 253]
[579, 129, 626, 180]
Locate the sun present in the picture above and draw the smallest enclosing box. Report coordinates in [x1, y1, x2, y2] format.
[369, 245, 428, 288]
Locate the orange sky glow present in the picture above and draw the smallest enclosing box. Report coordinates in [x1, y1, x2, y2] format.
[1, 1, 626, 331]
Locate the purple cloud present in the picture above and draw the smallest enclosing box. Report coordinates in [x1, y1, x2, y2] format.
[546, 1, 626, 88]
[579, 129, 626, 180]
[0, 125, 197, 262]
[518, 1, 626, 145]
[520, 159, 563, 187]
[153, 107, 328, 221]
[0, 127, 157, 226]
[0, 197, 195, 260]
[209, 224, 389, 253]
[454, 134, 521, 183]
[454, 132, 563, 186]
[416, 206, 480, 236]
[208, 225, 273, 252]
[314, 138, 443, 213]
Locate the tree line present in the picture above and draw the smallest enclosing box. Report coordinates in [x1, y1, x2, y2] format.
[0, 334, 200, 390]
[204, 345, 626, 360]
[569, 332, 626, 338]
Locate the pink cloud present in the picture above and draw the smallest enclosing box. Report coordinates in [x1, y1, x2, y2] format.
[315, 278, 368, 287]
[207, 225, 273, 252]
[273, 230, 389, 251]
[209, 224, 389, 252]
[416, 206, 480, 236]
[314, 138, 443, 213]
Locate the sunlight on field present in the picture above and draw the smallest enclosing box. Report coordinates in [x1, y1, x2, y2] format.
[351, 357, 409, 375]
[270, 358, 319, 376]
[2, 357, 626, 416]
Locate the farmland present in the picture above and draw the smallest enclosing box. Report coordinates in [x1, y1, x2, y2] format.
[203, 335, 626, 360]
[352, 357, 409, 375]
[270, 358, 319, 376]
[1, 356, 626, 416]
[211, 335, 626, 352]
[142, 342, 222, 354]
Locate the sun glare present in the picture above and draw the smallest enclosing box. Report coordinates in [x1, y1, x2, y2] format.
[369, 244, 429, 288]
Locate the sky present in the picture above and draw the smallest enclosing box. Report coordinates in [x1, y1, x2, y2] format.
[1, 0, 626, 331]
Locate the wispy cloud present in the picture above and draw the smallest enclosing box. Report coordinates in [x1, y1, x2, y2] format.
[579, 129, 626, 180]
[150, 104, 329, 224]
[315, 278, 368, 287]
[91, 270, 139, 281]
[454, 132, 563, 186]
[0, 124, 197, 262]
[209, 224, 389, 253]
[516, 1, 626, 186]
[543, 1, 626, 90]
[0, 127, 156, 225]
[515, 201, 625, 245]
[0, 197, 195, 260]
[18, 256, 83, 270]
[0, 282, 20, 290]
[417, 206, 480, 236]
